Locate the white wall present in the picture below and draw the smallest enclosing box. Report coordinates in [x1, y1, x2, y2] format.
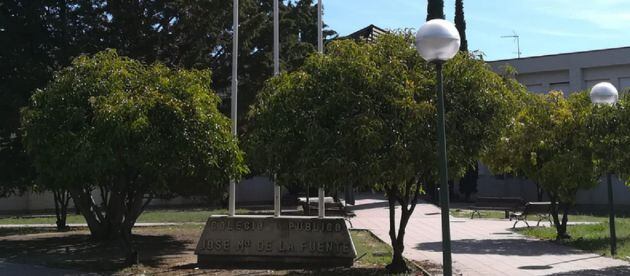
[0, 191, 207, 214]
[235, 176, 276, 203]
[473, 164, 630, 205]
[0, 176, 277, 213]
[489, 46, 630, 93]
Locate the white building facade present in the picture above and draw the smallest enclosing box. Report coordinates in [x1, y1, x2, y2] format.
[489, 46, 630, 94]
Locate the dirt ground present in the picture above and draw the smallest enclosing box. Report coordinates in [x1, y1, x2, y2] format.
[0, 225, 422, 275]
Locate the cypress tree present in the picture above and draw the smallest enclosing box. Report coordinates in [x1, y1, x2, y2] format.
[455, 0, 468, 52]
[426, 0, 444, 21]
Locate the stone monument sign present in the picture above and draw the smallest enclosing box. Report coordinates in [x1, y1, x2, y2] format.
[195, 216, 356, 267]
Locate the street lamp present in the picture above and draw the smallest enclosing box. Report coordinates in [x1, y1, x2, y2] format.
[590, 82, 619, 256]
[591, 82, 619, 105]
[415, 19, 460, 276]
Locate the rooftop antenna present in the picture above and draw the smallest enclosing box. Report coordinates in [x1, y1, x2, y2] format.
[501, 31, 521, 58]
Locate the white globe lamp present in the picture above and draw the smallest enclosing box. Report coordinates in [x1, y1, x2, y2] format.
[415, 19, 461, 62]
[590, 82, 619, 105]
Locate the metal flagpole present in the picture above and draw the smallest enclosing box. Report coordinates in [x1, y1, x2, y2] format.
[273, 0, 281, 218]
[317, 0, 323, 52]
[317, 0, 325, 219]
[229, 0, 239, 217]
[274, 0, 280, 76]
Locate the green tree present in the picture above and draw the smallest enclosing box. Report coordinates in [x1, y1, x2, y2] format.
[22, 50, 247, 259]
[426, 0, 445, 21]
[0, 0, 99, 229]
[247, 34, 516, 273]
[2, 0, 333, 229]
[484, 91, 598, 239]
[589, 93, 630, 184]
[0, 0, 335, 191]
[454, 0, 468, 52]
[180, 0, 337, 125]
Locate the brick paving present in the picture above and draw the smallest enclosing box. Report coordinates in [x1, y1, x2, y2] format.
[348, 194, 630, 275]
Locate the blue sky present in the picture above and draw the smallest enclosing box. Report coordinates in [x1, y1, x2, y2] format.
[324, 0, 630, 61]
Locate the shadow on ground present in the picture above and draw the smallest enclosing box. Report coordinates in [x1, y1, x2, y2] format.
[345, 194, 390, 212]
[346, 201, 391, 212]
[416, 238, 584, 256]
[123, 265, 395, 276]
[0, 231, 191, 272]
[0, 227, 62, 237]
[347, 193, 435, 212]
[285, 267, 393, 275]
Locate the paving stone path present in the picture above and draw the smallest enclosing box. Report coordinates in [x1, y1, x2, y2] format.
[348, 194, 630, 275]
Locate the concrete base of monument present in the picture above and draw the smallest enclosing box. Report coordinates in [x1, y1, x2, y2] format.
[195, 215, 356, 268]
[196, 255, 354, 268]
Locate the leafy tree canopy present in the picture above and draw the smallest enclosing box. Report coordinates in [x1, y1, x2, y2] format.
[246, 33, 518, 273]
[1, 0, 335, 196]
[22, 50, 247, 244]
[588, 93, 630, 184]
[483, 90, 598, 239]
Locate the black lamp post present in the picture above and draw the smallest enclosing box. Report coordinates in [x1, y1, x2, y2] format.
[590, 81, 619, 256]
[415, 19, 461, 276]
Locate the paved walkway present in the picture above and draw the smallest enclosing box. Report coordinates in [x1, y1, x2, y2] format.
[348, 194, 630, 275]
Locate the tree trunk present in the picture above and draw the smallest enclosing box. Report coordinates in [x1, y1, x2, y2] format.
[424, 181, 438, 203]
[548, 193, 571, 240]
[557, 203, 571, 240]
[385, 187, 413, 274]
[72, 196, 81, 215]
[388, 245, 408, 274]
[536, 183, 544, 201]
[121, 192, 152, 265]
[387, 193, 397, 254]
[52, 189, 71, 231]
[548, 194, 561, 232]
[389, 208, 412, 273]
[67, 176, 151, 267]
[69, 187, 109, 240]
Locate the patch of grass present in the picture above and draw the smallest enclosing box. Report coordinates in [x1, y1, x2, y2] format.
[516, 215, 630, 259]
[350, 230, 392, 266]
[0, 214, 86, 225]
[569, 214, 608, 223]
[450, 208, 507, 219]
[136, 208, 238, 223]
[0, 208, 249, 225]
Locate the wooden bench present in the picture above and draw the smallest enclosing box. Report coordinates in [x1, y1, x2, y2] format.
[511, 202, 553, 228]
[469, 197, 525, 219]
